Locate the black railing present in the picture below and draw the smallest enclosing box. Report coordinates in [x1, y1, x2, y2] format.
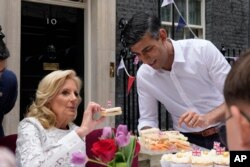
[220, 44, 242, 65]
[116, 55, 170, 135]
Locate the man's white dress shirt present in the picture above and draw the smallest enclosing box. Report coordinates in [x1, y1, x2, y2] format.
[137, 39, 231, 132]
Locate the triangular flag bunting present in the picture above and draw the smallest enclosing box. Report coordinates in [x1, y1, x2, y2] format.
[117, 59, 125, 76]
[161, 0, 174, 7]
[127, 76, 135, 95]
[176, 16, 186, 31]
[133, 55, 139, 65]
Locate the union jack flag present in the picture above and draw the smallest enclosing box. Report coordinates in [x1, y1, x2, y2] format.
[216, 147, 225, 155]
[192, 148, 201, 156]
[213, 141, 221, 150]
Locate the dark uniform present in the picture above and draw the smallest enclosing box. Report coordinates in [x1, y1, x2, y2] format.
[0, 25, 18, 137]
[0, 70, 18, 137]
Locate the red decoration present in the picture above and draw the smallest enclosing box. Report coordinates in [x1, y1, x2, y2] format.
[127, 76, 135, 95]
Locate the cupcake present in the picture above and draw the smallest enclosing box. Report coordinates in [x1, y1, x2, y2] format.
[208, 149, 217, 157]
[160, 153, 174, 167]
[213, 151, 230, 167]
[191, 151, 213, 167]
[170, 152, 191, 167]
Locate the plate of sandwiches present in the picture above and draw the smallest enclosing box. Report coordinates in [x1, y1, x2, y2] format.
[139, 128, 191, 155]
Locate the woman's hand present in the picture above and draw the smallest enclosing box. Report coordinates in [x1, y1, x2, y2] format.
[178, 111, 209, 128]
[76, 102, 105, 138]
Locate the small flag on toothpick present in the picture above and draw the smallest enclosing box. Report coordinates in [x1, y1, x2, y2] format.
[192, 147, 201, 156]
[213, 141, 221, 150]
[216, 147, 225, 155]
[161, 0, 174, 7]
[107, 100, 112, 108]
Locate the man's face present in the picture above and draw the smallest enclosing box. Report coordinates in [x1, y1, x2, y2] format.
[226, 104, 250, 150]
[130, 30, 172, 70]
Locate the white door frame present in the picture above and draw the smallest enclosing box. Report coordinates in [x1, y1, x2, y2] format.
[1, 0, 116, 135]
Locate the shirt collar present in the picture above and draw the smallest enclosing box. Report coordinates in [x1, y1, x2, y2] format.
[169, 38, 185, 63]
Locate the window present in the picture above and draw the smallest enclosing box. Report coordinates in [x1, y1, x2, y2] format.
[161, 0, 205, 39]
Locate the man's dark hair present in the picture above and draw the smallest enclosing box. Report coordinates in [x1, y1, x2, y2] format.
[122, 12, 161, 48]
[224, 50, 250, 106]
[0, 25, 10, 60]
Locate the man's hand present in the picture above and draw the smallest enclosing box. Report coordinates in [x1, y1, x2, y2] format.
[178, 111, 209, 128]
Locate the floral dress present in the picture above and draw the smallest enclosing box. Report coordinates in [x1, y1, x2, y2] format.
[16, 117, 85, 167]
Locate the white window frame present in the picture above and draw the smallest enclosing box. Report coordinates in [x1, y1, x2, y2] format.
[161, 0, 205, 39]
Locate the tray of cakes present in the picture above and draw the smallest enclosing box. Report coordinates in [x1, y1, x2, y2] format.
[160, 142, 229, 167]
[139, 128, 192, 155]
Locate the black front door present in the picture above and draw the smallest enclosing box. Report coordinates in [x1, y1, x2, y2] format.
[20, 1, 84, 125]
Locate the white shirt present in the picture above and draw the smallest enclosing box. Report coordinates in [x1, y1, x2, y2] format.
[16, 117, 85, 167]
[137, 39, 231, 132]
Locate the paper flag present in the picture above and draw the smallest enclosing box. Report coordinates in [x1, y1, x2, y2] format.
[213, 141, 221, 150]
[192, 147, 201, 156]
[176, 16, 186, 31]
[161, 0, 174, 7]
[107, 100, 112, 108]
[133, 55, 139, 65]
[117, 59, 125, 76]
[216, 147, 225, 155]
[127, 76, 135, 95]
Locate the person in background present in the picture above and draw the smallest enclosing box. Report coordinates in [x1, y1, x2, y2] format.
[0, 25, 18, 137]
[16, 69, 105, 166]
[223, 50, 250, 150]
[121, 12, 231, 149]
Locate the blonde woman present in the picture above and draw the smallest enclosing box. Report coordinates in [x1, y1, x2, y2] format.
[16, 70, 105, 167]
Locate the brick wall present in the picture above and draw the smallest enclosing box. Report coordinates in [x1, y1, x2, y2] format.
[116, 0, 159, 53]
[206, 0, 249, 54]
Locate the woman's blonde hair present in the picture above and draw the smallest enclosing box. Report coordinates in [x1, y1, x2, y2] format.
[26, 70, 82, 129]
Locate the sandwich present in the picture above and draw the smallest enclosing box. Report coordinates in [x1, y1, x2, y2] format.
[100, 107, 122, 116]
[139, 128, 160, 136]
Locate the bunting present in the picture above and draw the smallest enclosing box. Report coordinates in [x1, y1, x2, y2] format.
[127, 76, 135, 95]
[176, 16, 186, 31]
[117, 57, 136, 95]
[133, 55, 139, 65]
[161, 0, 174, 7]
[161, 0, 197, 38]
[117, 59, 126, 76]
